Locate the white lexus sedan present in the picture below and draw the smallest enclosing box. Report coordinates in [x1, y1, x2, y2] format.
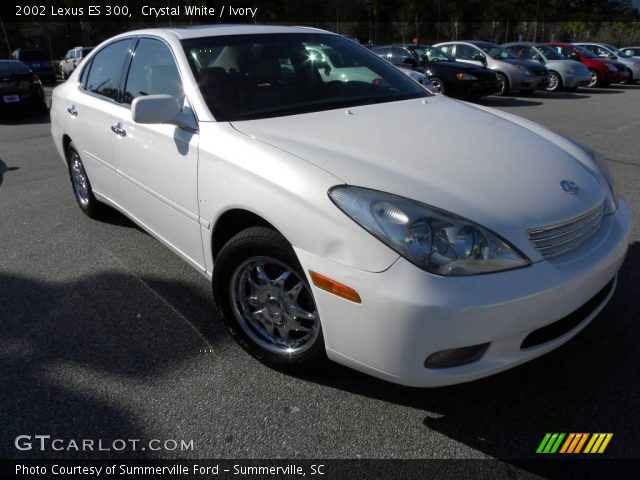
[50, 25, 630, 387]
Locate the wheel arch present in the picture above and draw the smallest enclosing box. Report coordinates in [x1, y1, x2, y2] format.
[62, 134, 73, 165]
[211, 208, 281, 261]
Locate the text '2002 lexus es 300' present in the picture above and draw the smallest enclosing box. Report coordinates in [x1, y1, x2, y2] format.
[50, 25, 630, 387]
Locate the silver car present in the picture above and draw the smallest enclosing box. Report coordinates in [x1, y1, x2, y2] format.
[620, 46, 640, 59]
[435, 40, 549, 95]
[502, 42, 591, 92]
[575, 43, 640, 83]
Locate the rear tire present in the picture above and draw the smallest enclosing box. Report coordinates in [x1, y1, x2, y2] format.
[67, 142, 100, 218]
[213, 227, 327, 371]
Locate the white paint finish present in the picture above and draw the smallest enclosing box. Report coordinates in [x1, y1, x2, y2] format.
[232, 95, 607, 262]
[50, 26, 631, 387]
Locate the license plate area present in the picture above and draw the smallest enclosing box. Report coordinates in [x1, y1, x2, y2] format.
[3, 94, 20, 103]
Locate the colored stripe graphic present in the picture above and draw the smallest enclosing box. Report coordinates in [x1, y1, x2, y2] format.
[537, 433, 613, 454]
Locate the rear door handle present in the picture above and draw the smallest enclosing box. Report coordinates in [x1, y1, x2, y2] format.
[110, 123, 126, 137]
[67, 106, 78, 116]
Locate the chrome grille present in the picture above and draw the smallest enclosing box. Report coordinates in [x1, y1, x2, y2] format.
[527, 202, 605, 259]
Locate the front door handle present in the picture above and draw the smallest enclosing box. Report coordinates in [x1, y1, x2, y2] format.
[67, 106, 78, 116]
[110, 123, 126, 137]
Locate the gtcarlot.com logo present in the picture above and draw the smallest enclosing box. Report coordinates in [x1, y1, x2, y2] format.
[14, 435, 194, 452]
[536, 433, 613, 454]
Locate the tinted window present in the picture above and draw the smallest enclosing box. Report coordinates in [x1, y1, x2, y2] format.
[182, 33, 427, 121]
[85, 39, 132, 101]
[123, 38, 183, 105]
[0, 61, 30, 75]
[388, 47, 410, 63]
[535, 45, 562, 60]
[18, 50, 49, 61]
[454, 44, 479, 60]
[438, 44, 453, 56]
[508, 46, 535, 60]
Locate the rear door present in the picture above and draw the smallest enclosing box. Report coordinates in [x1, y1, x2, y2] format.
[111, 37, 204, 269]
[63, 38, 134, 202]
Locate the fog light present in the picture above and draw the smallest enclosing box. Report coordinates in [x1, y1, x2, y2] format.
[424, 343, 490, 369]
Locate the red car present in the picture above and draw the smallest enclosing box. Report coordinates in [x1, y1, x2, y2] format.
[546, 42, 630, 87]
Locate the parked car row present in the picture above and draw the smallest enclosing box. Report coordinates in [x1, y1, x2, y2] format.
[366, 40, 639, 99]
[2, 46, 94, 116]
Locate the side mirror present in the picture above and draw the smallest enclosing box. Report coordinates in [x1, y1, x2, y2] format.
[607, 53, 616, 60]
[131, 94, 180, 124]
[533, 54, 544, 63]
[472, 53, 486, 63]
[402, 56, 417, 67]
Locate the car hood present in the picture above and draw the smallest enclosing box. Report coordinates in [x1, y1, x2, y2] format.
[230, 96, 606, 258]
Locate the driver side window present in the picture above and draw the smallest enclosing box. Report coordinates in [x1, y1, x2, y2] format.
[123, 38, 184, 105]
[455, 45, 478, 60]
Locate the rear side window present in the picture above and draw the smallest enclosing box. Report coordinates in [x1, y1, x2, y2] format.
[85, 39, 132, 101]
[123, 38, 183, 105]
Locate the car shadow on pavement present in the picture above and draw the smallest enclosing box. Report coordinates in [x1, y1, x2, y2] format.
[297, 241, 640, 472]
[476, 97, 544, 107]
[578, 88, 625, 95]
[0, 111, 50, 125]
[0, 158, 19, 187]
[0, 272, 222, 459]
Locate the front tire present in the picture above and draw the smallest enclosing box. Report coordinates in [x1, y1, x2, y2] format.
[496, 73, 509, 96]
[213, 227, 327, 371]
[587, 69, 600, 87]
[546, 71, 563, 92]
[428, 77, 445, 95]
[67, 142, 100, 218]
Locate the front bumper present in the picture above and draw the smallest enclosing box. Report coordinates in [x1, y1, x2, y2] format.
[564, 72, 592, 88]
[613, 70, 631, 83]
[518, 74, 549, 90]
[297, 198, 630, 387]
[448, 78, 503, 97]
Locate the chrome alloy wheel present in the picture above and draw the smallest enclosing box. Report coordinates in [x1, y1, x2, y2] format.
[428, 78, 444, 94]
[70, 151, 90, 207]
[588, 70, 598, 87]
[231, 257, 320, 355]
[547, 72, 559, 91]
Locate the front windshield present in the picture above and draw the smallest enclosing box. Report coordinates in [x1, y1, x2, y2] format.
[413, 46, 453, 62]
[535, 45, 563, 60]
[603, 44, 630, 57]
[182, 33, 428, 121]
[476, 43, 516, 59]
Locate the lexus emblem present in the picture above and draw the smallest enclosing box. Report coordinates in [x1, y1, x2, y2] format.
[560, 180, 579, 194]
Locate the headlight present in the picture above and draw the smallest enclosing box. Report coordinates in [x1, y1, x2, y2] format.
[455, 72, 477, 80]
[606, 63, 617, 72]
[329, 186, 530, 276]
[517, 65, 532, 76]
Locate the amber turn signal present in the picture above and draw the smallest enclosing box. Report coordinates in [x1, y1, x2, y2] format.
[309, 271, 362, 304]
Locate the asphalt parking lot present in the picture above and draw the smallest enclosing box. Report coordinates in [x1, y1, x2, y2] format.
[1, 85, 639, 467]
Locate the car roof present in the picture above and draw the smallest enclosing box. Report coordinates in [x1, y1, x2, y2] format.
[121, 24, 331, 41]
[502, 42, 540, 47]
